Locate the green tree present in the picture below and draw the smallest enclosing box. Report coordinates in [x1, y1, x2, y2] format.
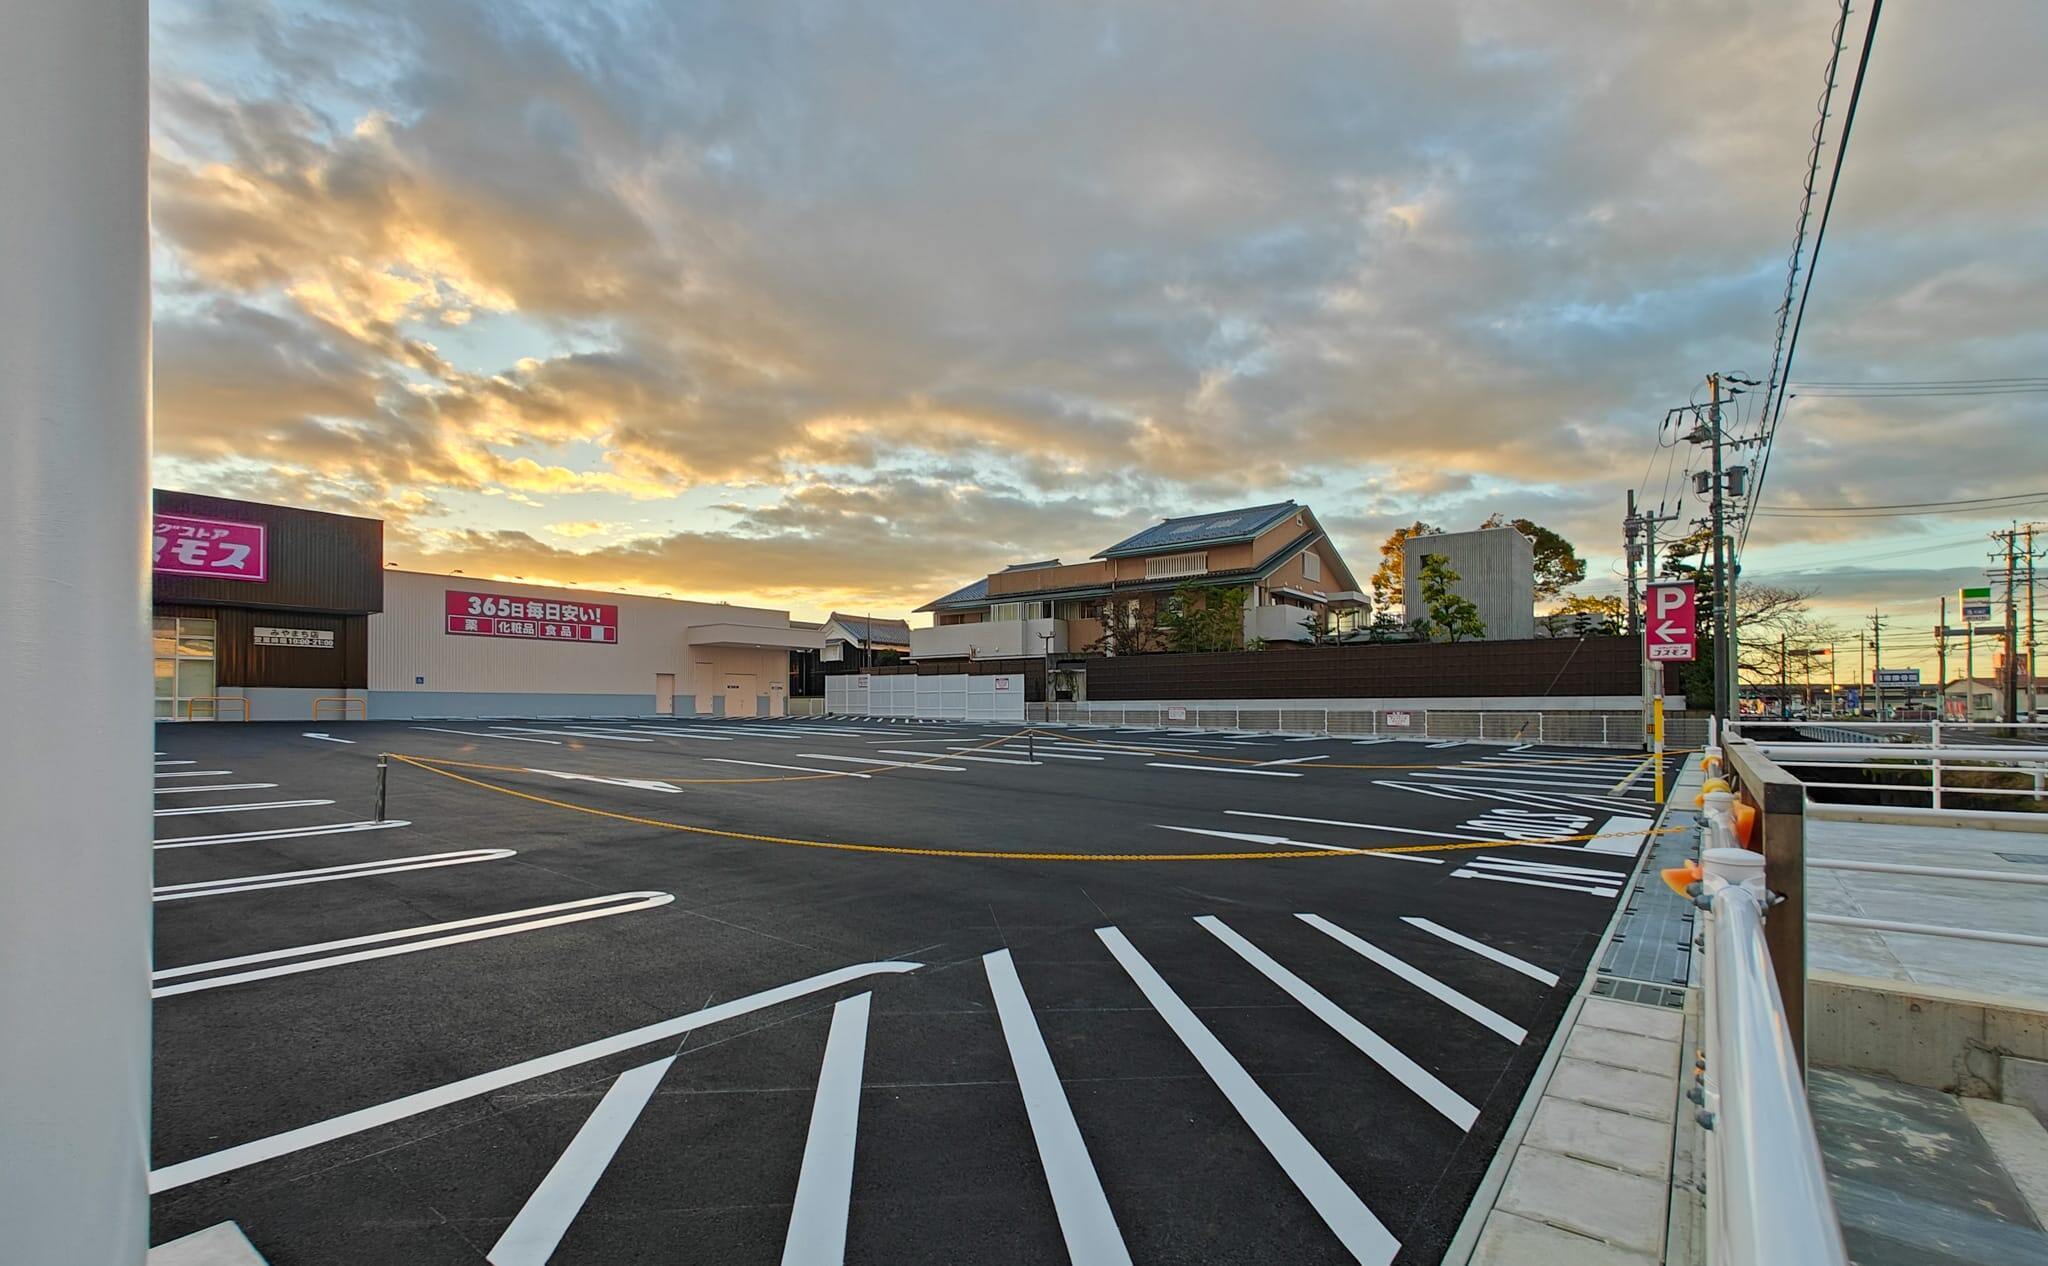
[1088, 594, 1161, 655]
[1418, 553, 1486, 643]
[1370, 521, 1442, 610]
[1480, 513, 1586, 601]
[1160, 582, 1247, 652]
[1538, 592, 1623, 636]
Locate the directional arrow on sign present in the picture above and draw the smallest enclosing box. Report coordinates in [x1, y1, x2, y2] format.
[526, 767, 684, 794]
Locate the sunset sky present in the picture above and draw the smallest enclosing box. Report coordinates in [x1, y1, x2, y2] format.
[149, 1, 2046, 678]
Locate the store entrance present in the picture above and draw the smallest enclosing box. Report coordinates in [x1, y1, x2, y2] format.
[153, 616, 217, 719]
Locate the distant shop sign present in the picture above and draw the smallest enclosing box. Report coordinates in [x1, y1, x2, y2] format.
[1385, 711, 1412, 728]
[1874, 668, 1920, 687]
[445, 589, 618, 643]
[153, 512, 267, 582]
[253, 626, 334, 649]
[1960, 586, 1994, 625]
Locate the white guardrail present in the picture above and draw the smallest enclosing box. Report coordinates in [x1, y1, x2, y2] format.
[1692, 787, 1849, 1266]
[1731, 721, 2048, 811]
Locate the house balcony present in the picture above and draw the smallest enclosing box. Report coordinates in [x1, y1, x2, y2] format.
[910, 618, 1067, 660]
[1244, 603, 1320, 644]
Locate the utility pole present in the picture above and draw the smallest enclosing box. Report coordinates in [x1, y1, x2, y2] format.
[1625, 491, 1642, 640]
[2001, 527, 2021, 723]
[1856, 631, 1866, 715]
[1937, 596, 1948, 713]
[1707, 373, 1732, 722]
[2028, 523, 2039, 719]
[1633, 504, 1680, 751]
[1869, 611, 1887, 721]
[1778, 632, 1789, 718]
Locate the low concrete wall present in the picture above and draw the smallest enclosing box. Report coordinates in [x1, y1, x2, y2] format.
[1808, 969, 2048, 1100]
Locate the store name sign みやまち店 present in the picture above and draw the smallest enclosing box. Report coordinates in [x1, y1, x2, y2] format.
[153, 513, 267, 582]
[445, 590, 618, 643]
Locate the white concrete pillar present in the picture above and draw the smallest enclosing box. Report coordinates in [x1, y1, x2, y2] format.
[0, 0, 153, 1261]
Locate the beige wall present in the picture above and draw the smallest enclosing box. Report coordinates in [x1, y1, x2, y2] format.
[370, 570, 797, 711]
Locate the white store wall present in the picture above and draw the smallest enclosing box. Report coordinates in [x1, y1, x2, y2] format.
[368, 570, 810, 717]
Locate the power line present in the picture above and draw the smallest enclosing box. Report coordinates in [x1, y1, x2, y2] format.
[1755, 490, 2048, 513]
[1788, 385, 2048, 398]
[1742, 0, 1885, 550]
[1753, 499, 2048, 520]
[1791, 377, 2048, 387]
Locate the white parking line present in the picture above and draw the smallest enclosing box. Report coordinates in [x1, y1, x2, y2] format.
[1145, 763, 1300, 777]
[799, 753, 964, 772]
[1297, 914, 1526, 1044]
[1226, 811, 1496, 843]
[523, 768, 685, 794]
[154, 892, 674, 996]
[1586, 814, 1655, 856]
[1468, 856, 1626, 881]
[1369, 780, 1471, 800]
[153, 783, 278, 796]
[1097, 928, 1400, 1265]
[413, 727, 561, 745]
[155, 820, 411, 851]
[1197, 917, 1477, 1130]
[1451, 868, 1619, 898]
[152, 849, 514, 902]
[703, 758, 869, 778]
[1155, 826, 1444, 864]
[1401, 918, 1559, 987]
[154, 799, 334, 818]
[1414, 771, 1638, 792]
[494, 727, 652, 742]
[155, 759, 196, 766]
[984, 951, 1132, 1265]
[878, 749, 1039, 766]
[489, 1055, 674, 1266]
[149, 960, 924, 1193]
[1260, 755, 1328, 766]
[783, 992, 872, 1266]
[154, 770, 232, 779]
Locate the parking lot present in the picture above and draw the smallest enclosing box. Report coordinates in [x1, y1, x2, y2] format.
[149, 716, 1674, 1265]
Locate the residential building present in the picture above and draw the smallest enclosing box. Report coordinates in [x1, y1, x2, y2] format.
[821, 613, 912, 668]
[1400, 526, 1536, 641]
[911, 501, 1364, 660]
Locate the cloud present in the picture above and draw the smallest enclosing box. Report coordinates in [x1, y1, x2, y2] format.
[148, 0, 2047, 621]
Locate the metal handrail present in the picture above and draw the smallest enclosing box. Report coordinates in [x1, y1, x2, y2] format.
[312, 695, 366, 721]
[182, 695, 249, 721]
[1745, 741, 2048, 809]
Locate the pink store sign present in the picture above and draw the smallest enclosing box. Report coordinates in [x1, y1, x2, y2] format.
[153, 513, 268, 582]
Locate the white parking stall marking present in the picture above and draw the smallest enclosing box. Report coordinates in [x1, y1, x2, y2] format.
[413, 727, 562, 745]
[556, 726, 682, 739]
[155, 759, 196, 766]
[1449, 859, 1620, 898]
[494, 727, 653, 743]
[1097, 927, 1401, 1266]
[149, 960, 924, 1193]
[1455, 809, 1592, 842]
[878, 749, 1039, 766]
[488, 1055, 675, 1266]
[1401, 918, 1559, 987]
[153, 783, 279, 796]
[1586, 814, 1656, 856]
[984, 951, 1133, 1265]
[155, 820, 411, 851]
[1260, 755, 1328, 766]
[1156, 825, 1449, 863]
[783, 992, 873, 1266]
[621, 728, 733, 740]
[302, 732, 356, 744]
[1369, 780, 1472, 801]
[1467, 856, 1626, 882]
[800, 753, 965, 772]
[1226, 811, 1496, 844]
[1414, 770, 1642, 793]
[990, 749, 1103, 762]
[703, 758, 870, 778]
[1418, 783, 1642, 816]
[1146, 763, 1301, 777]
[154, 799, 335, 818]
[1296, 914, 1527, 1044]
[152, 849, 515, 902]
[154, 769, 232, 779]
[523, 768, 685, 794]
[153, 892, 675, 996]
[1197, 917, 1478, 1130]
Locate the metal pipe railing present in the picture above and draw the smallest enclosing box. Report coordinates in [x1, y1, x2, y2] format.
[1694, 795, 1848, 1266]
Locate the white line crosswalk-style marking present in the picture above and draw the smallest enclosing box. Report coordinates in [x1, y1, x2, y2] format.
[1401, 918, 1559, 986]
[1097, 927, 1401, 1266]
[782, 993, 873, 1266]
[1196, 917, 1478, 1130]
[1297, 914, 1527, 1044]
[984, 950, 1132, 1265]
[154, 798, 334, 818]
[154, 820, 411, 850]
[152, 849, 515, 902]
[489, 1056, 674, 1266]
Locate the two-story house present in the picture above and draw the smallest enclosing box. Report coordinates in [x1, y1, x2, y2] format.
[911, 501, 1365, 660]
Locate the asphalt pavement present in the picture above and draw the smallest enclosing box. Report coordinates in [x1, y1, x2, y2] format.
[148, 716, 1673, 1265]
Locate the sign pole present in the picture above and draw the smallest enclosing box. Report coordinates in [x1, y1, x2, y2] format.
[1653, 697, 1666, 804]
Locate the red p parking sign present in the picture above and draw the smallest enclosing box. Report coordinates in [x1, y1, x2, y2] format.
[1645, 581, 1698, 662]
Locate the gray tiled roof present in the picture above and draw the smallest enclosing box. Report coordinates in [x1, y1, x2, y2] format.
[1093, 501, 1300, 558]
[826, 612, 913, 644]
[913, 576, 990, 612]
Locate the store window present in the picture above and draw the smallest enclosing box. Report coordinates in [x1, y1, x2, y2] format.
[154, 616, 216, 718]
